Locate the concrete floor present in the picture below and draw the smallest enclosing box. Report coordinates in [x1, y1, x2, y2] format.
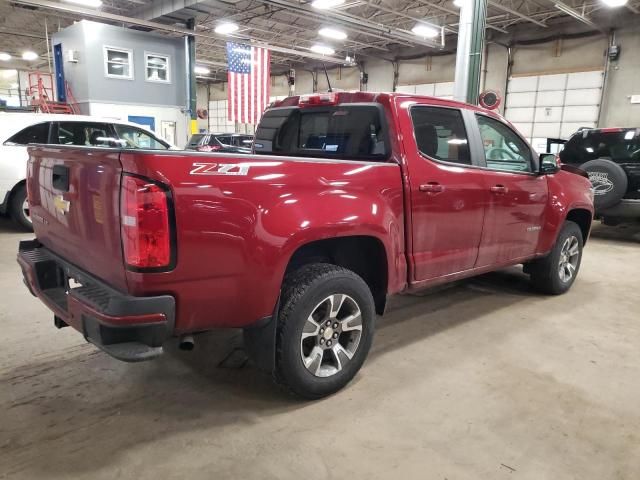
[0, 216, 639, 480]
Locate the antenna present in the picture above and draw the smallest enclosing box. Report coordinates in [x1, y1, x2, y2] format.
[323, 64, 333, 93]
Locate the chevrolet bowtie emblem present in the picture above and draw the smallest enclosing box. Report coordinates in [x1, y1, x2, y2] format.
[54, 195, 70, 215]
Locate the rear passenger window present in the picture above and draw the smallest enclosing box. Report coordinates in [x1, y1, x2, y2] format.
[5, 122, 50, 145]
[57, 122, 116, 147]
[410, 107, 470, 165]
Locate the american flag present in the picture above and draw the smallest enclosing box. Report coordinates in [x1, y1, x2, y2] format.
[226, 42, 271, 125]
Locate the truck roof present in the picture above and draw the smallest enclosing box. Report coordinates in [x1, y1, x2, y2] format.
[269, 91, 506, 123]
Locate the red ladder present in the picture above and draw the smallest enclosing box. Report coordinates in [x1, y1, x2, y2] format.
[27, 72, 78, 114]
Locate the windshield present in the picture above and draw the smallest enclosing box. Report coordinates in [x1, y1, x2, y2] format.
[113, 124, 169, 150]
[254, 105, 389, 160]
[561, 130, 640, 164]
[188, 134, 206, 147]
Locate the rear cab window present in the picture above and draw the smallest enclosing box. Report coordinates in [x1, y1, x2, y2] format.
[254, 104, 389, 161]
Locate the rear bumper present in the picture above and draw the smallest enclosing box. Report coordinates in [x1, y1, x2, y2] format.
[598, 199, 640, 219]
[17, 240, 175, 362]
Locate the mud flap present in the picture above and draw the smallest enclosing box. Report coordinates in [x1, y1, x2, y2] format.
[242, 298, 280, 373]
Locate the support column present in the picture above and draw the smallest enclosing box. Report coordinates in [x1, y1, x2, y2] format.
[453, 0, 487, 104]
[186, 18, 198, 136]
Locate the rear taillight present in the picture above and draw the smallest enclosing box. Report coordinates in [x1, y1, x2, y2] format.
[121, 175, 173, 270]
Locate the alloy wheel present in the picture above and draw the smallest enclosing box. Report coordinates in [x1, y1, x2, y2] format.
[558, 235, 580, 283]
[300, 293, 363, 378]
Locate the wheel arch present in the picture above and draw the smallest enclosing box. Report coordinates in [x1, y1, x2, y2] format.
[566, 208, 593, 245]
[284, 235, 389, 315]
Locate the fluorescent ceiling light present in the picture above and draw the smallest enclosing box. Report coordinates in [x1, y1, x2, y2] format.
[310, 44, 335, 55]
[319, 27, 348, 40]
[0, 52, 11, 61]
[62, 0, 103, 7]
[311, 0, 345, 10]
[601, 0, 627, 6]
[453, 0, 467, 7]
[22, 51, 38, 61]
[194, 66, 210, 75]
[411, 24, 440, 38]
[214, 22, 239, 35]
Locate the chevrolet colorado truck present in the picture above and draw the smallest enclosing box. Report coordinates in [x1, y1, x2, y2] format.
[18, 92, 594, 399]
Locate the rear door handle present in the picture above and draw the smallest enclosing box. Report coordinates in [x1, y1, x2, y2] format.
[419, 182, 445, 193]
[490, 184, 509, 194]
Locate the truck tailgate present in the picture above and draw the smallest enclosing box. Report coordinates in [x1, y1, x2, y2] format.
[27, 146, 128, 292]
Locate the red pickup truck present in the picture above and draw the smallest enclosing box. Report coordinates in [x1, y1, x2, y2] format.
[18, 92, 594, 398]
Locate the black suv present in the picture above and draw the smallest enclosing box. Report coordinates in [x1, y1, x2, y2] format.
[187, 133, 253, 153]
[559, 128, 640, 224]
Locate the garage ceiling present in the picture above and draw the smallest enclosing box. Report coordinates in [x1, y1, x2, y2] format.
[0, 0, 638, 76]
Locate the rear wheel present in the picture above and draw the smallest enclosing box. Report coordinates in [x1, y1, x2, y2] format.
[529, 221, 583, 295]
[10, 185, 33, 231]
[275, 263, 375, 399]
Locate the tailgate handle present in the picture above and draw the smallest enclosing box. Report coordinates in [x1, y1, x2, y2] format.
[52, 165, 70, 192]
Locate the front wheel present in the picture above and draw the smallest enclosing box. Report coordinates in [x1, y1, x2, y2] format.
[529, 221, 584, 295]
[275, 263, 375, 399]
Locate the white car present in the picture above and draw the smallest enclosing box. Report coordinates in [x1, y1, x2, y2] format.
[0, 113, 174, 230]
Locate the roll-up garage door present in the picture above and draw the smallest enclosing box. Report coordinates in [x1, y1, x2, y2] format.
[396, 82, 454, 100]
[504, 70, 603, 151]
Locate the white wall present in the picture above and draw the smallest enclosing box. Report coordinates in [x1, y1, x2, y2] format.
[88, 102, 190, 148]
[195, 29, 640, 133]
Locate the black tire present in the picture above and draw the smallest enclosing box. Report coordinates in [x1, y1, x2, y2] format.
[275, 263, 375, 399]
[579, 159, 627, 210]
[529, 221, 584, 295]
[9, 184, 33, 231]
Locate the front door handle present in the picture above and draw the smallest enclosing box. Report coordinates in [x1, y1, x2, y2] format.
[419, 182, 445, 193]
[490, 184, 509, 194]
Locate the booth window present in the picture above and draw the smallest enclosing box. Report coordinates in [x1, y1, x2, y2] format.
[104, 46, 133, 80]
[145, 53, 170, 83]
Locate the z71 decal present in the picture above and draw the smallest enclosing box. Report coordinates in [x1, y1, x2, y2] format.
[190, 162, 250, 176]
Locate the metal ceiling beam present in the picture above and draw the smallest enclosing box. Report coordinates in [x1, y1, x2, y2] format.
[8, 0, 348, 64]
[131, 0, 208, 21]
[252, 0, 445, 48]
[488, 0, 548, 27]
[357, 0, 457, 34]
[553, 1, 605, 32]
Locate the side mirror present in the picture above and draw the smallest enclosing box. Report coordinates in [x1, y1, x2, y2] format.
[539, 153, 560, 175]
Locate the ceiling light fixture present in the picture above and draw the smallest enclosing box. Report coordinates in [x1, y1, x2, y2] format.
[0, 52, 11, 61]
[194, 66, 210, 75]
[311, 0, 345, 10]
[453, 0, 468, 7]
[62, 0, 103, 7]
[601, 0, 627, 6]
[310, 44, 335, 55]
[319, 27, 348, 40]
[214, 22, 239, 35]
[411, 24, 440, 39]
[22, 51, 38, 61]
